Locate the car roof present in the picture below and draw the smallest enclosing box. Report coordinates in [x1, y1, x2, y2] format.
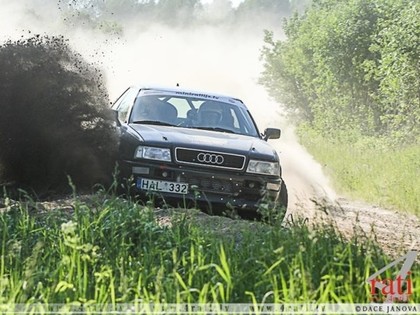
[132, 85, 248, 109]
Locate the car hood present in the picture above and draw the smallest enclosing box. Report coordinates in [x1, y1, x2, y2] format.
[128, 124, 278, 160]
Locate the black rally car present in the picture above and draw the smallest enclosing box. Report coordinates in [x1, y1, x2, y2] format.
[112, 85, 287, 217]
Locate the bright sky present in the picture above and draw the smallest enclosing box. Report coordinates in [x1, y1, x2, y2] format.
[201, 0, 244, 8]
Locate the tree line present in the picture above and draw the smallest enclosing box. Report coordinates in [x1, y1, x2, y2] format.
[60, 0, 309, 34]
[260, 0, 419, 144]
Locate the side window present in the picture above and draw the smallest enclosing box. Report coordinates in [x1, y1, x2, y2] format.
[112, 87, 139, 124]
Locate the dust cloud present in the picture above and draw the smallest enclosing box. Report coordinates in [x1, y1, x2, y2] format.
[99, 23, 338, 213]
[0, 0, 336, 211]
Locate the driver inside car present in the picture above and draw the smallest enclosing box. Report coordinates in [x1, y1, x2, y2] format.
[134, 96, 178, 125]
[197, 101, 234, 130]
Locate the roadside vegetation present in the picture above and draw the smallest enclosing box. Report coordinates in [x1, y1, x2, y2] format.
[260, 0, 420, 214]
[1, 191, 418, 311]
[299, 128, 420, 214]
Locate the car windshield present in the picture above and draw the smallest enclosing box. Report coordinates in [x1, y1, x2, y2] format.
[129, 94, 259, 137]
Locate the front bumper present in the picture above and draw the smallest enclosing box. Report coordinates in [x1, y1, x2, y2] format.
[119, 159, 282, 211]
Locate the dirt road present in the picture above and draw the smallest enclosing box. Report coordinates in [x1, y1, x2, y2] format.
[279, 132, 420, 258]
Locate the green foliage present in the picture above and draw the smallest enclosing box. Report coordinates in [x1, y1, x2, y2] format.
[1, 193, 411, 307]
[260, 0, 420, 142]
[260, 0, 419, 213]
[365, 0, 420, 139]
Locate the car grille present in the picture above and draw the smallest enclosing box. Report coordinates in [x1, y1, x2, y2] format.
[175, 147, 245, 170]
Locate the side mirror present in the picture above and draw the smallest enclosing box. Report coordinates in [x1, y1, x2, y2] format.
[263, 128, 281, 140]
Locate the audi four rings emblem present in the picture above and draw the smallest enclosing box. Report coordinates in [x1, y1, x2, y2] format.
[197, 153, 224, 165]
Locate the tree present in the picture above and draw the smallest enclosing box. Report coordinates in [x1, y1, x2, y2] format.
[260, 0, 420, 142]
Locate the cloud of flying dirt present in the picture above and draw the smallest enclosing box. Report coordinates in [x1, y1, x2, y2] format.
[0, 0, 336, 207]
[0, 35, 117, 194]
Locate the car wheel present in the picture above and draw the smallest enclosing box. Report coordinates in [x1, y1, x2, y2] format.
[256, 180, 288, 223]
[279, 180, 288, 209]
[275, 180, 288, 222]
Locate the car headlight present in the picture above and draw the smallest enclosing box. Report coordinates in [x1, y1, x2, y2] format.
[134, 146, 171, 162]
[246, 160, 280, 175]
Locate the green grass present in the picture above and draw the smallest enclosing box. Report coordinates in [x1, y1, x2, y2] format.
[298, 128, 420, 215]
[1, 191, 418, 313]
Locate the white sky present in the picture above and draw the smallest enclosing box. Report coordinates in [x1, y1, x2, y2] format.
[201, 0, 244, 8]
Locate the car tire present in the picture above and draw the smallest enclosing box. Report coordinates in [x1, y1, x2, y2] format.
[255, 180, 288, 223]
[279, 180, 288, 209]
[274, 180, 288, 222]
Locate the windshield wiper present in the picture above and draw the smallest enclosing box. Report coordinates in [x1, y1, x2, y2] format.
[131, 120, 176, 127]
[192, 126, 235, 134]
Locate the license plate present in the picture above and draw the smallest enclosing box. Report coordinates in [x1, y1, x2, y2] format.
[137, 178, 188, 194]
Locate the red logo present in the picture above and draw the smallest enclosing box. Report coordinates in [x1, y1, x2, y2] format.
[367, 250, 417, 302]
